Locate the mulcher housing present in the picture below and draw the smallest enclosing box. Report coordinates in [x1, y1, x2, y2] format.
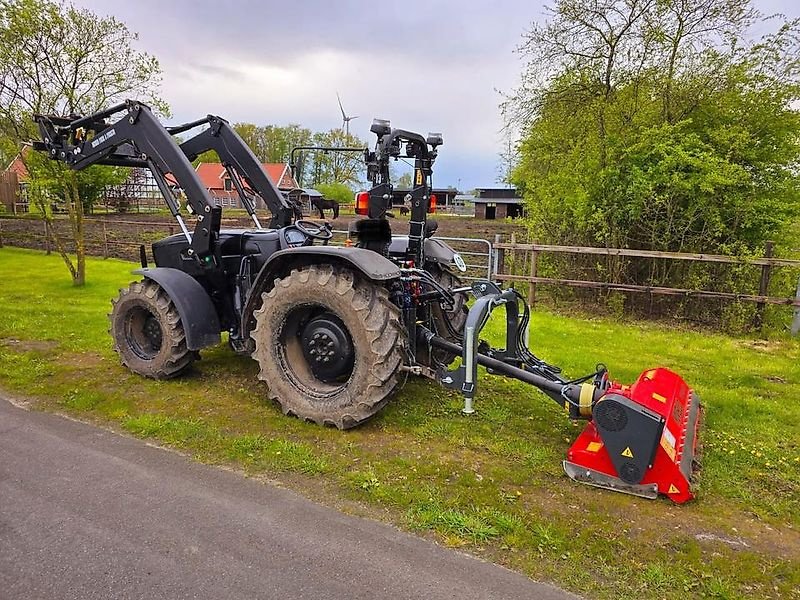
[33, 100, 700, 503]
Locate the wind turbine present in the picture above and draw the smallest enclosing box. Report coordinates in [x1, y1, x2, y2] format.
[336, 91, 358, 136]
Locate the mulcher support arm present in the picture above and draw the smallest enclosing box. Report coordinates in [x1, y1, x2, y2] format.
[34, 100, 221, 261]
[173, 115, 295, 229]
[430, 281, 604, 415]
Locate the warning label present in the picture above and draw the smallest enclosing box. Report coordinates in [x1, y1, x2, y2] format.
[621, 447, 634, 458]
[660, 427, 677, 461]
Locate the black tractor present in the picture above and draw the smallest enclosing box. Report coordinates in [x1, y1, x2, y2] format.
[33, 100, 701, 503]
[34, 101, 467, 427]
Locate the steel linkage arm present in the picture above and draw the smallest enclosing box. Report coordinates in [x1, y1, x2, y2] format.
[428, 280, 608, 417]
[174, 116, 295, 229]
[34, 100, 221, 262]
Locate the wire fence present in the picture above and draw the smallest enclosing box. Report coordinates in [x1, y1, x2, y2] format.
[490, 233, 800, 334]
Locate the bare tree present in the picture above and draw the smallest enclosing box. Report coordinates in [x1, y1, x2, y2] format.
[0, 0, 164, 285]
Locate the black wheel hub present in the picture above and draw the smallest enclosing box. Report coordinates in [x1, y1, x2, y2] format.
[143, 316, 163, 348]
[125, 306, 163, 360]
[300, 313, 355, 382]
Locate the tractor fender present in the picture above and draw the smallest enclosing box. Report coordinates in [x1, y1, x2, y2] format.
[424, 238, 466, 271]
[240, 246, 401, 337]
[388, 236, 467, 272]
[133, 267, 221, 350]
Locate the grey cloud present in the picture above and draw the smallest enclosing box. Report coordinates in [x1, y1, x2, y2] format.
[69, 0, 797, 190]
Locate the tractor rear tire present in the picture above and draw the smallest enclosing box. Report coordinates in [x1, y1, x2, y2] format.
[252, 266, 407, 429]
[426, 264, 468, 366]
[109, 280, 196, 379]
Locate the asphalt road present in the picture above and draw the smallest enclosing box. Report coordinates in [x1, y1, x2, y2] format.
[0, 396, 579, 600]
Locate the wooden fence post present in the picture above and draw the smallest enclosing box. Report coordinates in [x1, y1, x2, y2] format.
[0, 219, 4, 248]
[509, 233, 516, 288]
[528, 240, 539, 309]
[755, 240, 774, 328]
[494, 234, 504, 277]
[102, 221, 109, 259]
[43, 220, 51, 255]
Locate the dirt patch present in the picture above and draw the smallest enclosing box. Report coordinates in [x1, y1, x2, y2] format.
[737, 339, 786, 353]
[0, 338, 59, 353]
[695, 532, 751, 549]
[326, 214, 525, 242]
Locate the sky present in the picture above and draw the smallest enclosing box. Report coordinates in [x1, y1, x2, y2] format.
[71, 0, 799, 191]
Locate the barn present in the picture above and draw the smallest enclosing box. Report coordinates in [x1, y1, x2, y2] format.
[473, 187, 524, 220]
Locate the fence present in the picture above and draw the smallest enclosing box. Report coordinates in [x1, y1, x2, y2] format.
[2, 215, 799, 332]
[490, 234, 800, 334]
[327, 230, 492, 280]
[0, 216, 182, 261]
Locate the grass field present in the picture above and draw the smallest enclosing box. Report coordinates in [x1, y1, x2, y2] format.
[0, 247, 798, 599]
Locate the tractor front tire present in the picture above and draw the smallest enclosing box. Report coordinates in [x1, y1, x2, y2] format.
[109, 280, 196, 379]
[252, 266, 407, 429]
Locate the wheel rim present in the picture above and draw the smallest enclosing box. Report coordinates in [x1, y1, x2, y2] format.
[300, 312, 355, 382]
[124, 305, 163, 360]
[279, 304, 356, 391]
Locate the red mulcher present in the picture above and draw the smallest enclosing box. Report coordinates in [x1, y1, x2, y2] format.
[433, 283, 701, 504]
[564, 368, 700, 503]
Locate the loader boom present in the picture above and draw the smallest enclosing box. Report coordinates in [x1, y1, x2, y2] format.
[171, 115, 295, 229]
[34, 100, 221, 261]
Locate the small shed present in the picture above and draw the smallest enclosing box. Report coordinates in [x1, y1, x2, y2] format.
[473, 187, 524, 220]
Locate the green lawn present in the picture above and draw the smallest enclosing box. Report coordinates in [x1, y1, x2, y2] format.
[0, 247, 798, 599]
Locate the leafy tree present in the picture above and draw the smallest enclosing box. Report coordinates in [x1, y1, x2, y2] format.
[25, 150, 127, 213]
[506, 0, 800, 257]
[394, 172, 413, 189]
[0, 0, 164, 285]
[316, 182, 353, 206]
[305, 129, 366, 187]
[0, 135, 15, 166]
[233, 122, 313, 164]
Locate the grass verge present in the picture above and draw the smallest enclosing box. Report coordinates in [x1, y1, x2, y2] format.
[0, 247, 798, 599]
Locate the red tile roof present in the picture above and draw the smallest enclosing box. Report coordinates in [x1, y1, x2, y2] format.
[5, 154, 29, 181]
[195, 162, 297, 191]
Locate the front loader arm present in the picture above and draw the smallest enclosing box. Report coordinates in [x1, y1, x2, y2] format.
[173, 115, 294, 229]
[34, 100, 221, 262]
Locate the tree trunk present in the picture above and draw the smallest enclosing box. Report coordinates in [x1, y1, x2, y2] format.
[69, 177, 85, 286]
[38, 179, 80, 283]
